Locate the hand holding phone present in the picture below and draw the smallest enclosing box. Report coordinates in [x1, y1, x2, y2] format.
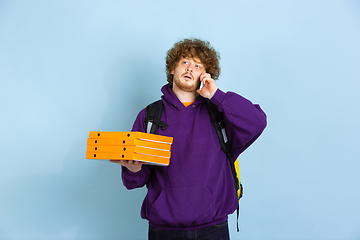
[197, 72, 218, 99]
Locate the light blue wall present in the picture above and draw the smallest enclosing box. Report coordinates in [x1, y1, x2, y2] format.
[1, 0, 359, 239]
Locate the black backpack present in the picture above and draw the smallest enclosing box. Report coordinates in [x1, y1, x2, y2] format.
[144, 99, 243, 231]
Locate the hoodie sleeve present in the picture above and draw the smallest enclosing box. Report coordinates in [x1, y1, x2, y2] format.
[121, 108, 152, 190]
[210, 89, 267, 159]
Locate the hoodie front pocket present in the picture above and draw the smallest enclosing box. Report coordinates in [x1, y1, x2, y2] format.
[149, 185, 215, 226]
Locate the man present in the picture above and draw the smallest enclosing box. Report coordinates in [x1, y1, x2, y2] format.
[111, 38, 267, 240]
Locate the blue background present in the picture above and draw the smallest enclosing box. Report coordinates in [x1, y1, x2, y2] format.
[1, 0, 359, 239]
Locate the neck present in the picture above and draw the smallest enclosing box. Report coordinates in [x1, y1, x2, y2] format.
[172, 83, 199, 102]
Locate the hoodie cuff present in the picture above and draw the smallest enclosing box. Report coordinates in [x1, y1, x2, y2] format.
[210, 89, 226, 107]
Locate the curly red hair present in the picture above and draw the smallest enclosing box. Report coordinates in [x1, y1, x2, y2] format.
[165, 38, 221, 83]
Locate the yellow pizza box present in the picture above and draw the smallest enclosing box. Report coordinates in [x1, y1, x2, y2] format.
[86, 152, 170, 166]
[89, 131, 173, 144]
[86, 145, 171, 158]
[86, 138, 171, 151]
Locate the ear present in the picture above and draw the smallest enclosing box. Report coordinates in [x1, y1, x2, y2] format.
[170, 70, 174, 75]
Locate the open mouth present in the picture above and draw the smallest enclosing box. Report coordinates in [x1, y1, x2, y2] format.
[182, 73, 193, 80]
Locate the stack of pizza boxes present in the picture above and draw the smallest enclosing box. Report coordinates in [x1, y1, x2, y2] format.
[86, 131, 173, 166]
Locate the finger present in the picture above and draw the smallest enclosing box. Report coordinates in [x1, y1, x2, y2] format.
[202, 73, 211, 78]
[200, 73, 208, 82]
[202, 76, 213, 84]
[132, 161, 141, 166]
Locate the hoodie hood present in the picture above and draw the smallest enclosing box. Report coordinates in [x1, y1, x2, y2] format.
[161, 83, 207, 110]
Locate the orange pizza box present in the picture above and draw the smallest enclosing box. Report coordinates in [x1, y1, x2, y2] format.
[86, 138, 171, 151]
[86, 152, 170, 166]
[89, 131, 173, 144]
[86, 145, 171, 158]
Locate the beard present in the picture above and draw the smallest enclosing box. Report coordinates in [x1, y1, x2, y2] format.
[172, 76, 201, 92]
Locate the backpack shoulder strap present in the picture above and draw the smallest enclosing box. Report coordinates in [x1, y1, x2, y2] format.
[205, 100, 231, 155]
[205, 99, 242, 232]
[145, 100, 168, 134]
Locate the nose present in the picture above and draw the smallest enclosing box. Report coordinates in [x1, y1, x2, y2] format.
[186, 65, 193, 72]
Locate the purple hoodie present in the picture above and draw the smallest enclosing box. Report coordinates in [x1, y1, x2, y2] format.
[122, 84, 267, 230]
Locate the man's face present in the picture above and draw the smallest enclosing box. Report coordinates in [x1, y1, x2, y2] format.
[171, 57, 206, 92]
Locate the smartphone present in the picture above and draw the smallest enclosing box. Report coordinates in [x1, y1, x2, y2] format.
[199, 81, 204, 90]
